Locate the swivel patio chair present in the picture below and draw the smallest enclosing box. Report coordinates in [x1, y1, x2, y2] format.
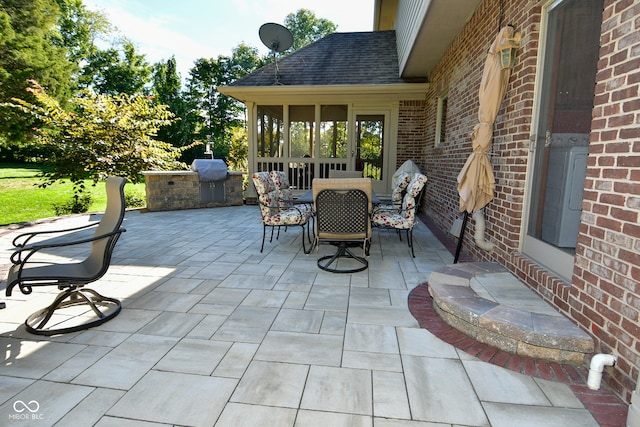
[4, 176, 127, 335]
[372, 173, 427, 257]
[252, 172, 313, 254]
[312, 178, 372, 273]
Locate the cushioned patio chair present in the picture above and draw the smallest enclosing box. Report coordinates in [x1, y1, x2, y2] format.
[252, 172, 313, 254]
[312, 178, 372, 273]
[372, 173, 427, 257]
[269, 170, 313, 216]
[376, 171, 413, 212]
[4, 176, 127, 335]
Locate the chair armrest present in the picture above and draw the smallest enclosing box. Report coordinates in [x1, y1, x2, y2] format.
[12, 222, 99, 248]
[10, 227, 126, 265]
[372, 205, 399, 215]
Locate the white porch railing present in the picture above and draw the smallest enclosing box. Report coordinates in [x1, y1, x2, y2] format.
[256, 158, 350, 192]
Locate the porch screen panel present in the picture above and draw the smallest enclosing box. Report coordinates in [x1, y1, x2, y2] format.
[289, 105, 315, 158]
[319, 105, 348, 159]
[257, 105, 283, 158]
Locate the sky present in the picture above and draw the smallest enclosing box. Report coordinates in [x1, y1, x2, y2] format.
[83, 0, 376, 79]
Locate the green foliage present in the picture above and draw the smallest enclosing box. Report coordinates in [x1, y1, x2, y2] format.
[152, 56, 199, 163]
[6, 80, 197, 195]
[52, 0, 111, 67]
[52, 193, 92, 215]
[79, 40, 151, 95]
[227, 126, 249, 173]
[124, 190, 145, 208]
[186, 43, 263, 162]
[284, 9, 337, 51]
[0, 0, 74, 144]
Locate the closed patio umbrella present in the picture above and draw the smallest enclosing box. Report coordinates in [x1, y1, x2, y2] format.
[454, 26, 520, 262]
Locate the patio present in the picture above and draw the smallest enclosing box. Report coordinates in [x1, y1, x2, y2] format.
[0, 205, 610, 426]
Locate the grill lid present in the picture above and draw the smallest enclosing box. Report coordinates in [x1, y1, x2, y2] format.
[191, 159, 228, 181]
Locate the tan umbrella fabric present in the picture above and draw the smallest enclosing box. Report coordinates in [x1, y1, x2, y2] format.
[457, 26, 520, 213]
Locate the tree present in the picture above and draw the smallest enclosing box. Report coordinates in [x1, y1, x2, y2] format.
[284, 9, 337, 51]
[151, 56, 198, 162]
[7, 80, 195, 195]
[79, 39, 151, 95]
[227, 126, 249, 173]
[186, 43, 262, 161]
[52, 0, 111, 71]
[0, 0, 73, 148]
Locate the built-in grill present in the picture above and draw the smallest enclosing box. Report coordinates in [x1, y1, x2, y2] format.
[191, 159, 228, 203]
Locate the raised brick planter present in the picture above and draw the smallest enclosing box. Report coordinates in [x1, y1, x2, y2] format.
[143, 170, 244, 211]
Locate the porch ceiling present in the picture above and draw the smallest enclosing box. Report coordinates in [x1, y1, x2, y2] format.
[375, 0, 483, 78]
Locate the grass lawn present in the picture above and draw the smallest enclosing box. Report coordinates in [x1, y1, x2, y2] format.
[0, 163, 146, 226]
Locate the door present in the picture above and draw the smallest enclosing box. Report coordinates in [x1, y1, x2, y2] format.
[523, 0, 603, 280]
[353, 111, 391, 194]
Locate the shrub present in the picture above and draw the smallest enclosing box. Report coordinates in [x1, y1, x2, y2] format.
[52, 194, 93, 216]
[125, 191, 145, 208]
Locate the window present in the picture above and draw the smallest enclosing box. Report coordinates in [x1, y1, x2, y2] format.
[435, 95, 448, 147]
[289, 105, 315, 158]
[257, 105, 283, 157]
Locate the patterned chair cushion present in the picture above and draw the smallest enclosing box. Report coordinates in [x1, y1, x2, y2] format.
[392, 172, 412, 203]
[252, 172, 275, 195]
[407, 173, 427, 198]
[270, 170, 293, 204]
[372, 195, 416, 230]
[262, 206, 308, 226]
[270, 170, 314, 217]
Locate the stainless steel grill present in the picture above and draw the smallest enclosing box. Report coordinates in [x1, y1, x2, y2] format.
[191, 159, 228, 203]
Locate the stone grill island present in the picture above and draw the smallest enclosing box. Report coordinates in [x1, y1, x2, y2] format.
[143, 160, 244, 211]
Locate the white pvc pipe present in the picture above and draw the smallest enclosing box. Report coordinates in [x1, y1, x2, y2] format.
[472, 210, 494, 251]
[587, 353, 617, 390]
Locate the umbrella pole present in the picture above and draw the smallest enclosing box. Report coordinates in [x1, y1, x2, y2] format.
[454, 211, 470, 264]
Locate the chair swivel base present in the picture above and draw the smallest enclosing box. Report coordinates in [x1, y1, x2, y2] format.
[317, 242, 368, 273]
[25, 287, 122, 336]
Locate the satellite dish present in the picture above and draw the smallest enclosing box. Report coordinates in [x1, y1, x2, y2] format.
[259, 23, 293, 52]
[259, 23, 293, 84]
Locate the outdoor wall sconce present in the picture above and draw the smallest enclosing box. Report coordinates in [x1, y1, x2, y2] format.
[497, 26, 521, 70]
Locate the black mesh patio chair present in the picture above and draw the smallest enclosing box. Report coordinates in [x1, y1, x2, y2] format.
[312, 178, 372, 273]
[3, 176, 127, 335]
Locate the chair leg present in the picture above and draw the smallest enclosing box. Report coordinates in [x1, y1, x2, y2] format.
[303, 219, 316, 255]
[408, 228, 415, 258]
[261, 224, 267, 252]
[25, 287, 121, 336]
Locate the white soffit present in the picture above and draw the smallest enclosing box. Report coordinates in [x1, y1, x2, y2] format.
[402, 0, 483, 78]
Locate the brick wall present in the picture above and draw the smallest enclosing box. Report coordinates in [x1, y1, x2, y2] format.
[571, 0, 640, 400]
[407, 0, 639, 402]
[397, 100, 428, 171]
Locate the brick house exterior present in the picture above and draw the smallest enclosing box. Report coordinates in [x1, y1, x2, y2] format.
[222, 0, 638, 404]
[388, 0, 639, 403]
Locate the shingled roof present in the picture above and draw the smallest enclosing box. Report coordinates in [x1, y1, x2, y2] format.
[230, 30, 417, 87]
